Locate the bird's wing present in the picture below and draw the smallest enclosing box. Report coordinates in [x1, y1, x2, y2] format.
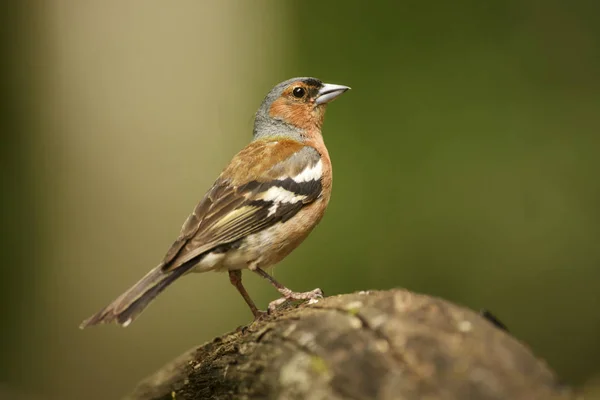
[161, 139, 323, 272]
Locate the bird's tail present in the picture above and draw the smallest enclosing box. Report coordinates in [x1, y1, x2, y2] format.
[79, 263, 193, 329]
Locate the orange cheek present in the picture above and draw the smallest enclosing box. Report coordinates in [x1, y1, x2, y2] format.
[269, 98, 314, 130]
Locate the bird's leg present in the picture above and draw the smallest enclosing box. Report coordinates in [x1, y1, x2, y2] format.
[253, 267, 323, 313]
[228, 270, 265, 320]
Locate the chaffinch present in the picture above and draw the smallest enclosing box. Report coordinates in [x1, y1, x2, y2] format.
[80, 77, 350, 328]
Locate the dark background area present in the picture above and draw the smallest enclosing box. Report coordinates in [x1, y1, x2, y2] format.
[1, 1, 599, 399]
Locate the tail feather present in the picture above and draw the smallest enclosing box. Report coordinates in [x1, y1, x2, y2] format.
[80, 262, 193, 329]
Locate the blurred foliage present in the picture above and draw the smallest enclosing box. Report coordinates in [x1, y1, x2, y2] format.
[1, 1, 599, 399]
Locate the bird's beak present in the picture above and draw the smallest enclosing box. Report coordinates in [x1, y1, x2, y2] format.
[315, 83, 351, 105]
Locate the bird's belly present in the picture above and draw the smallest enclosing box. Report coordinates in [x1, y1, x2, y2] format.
[220, 222, 306, 271]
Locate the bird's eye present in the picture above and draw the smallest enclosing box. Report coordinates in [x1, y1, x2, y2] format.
[292, 87, 305, 98]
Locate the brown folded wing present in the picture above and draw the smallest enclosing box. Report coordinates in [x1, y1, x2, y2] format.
[161, 139, 322, 273]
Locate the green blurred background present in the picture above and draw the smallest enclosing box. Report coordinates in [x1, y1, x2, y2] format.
[2, 1, 599, 399]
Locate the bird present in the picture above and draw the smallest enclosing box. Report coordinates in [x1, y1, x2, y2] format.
[80, 77, 350, 328]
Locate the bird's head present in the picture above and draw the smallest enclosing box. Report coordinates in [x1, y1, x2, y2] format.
[253, 77, 350, 140]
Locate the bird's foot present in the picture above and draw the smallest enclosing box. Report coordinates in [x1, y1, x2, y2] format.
[252, 309, 268, 321]
[268, 288, 324, 313]
[235, 309, 268, 332]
